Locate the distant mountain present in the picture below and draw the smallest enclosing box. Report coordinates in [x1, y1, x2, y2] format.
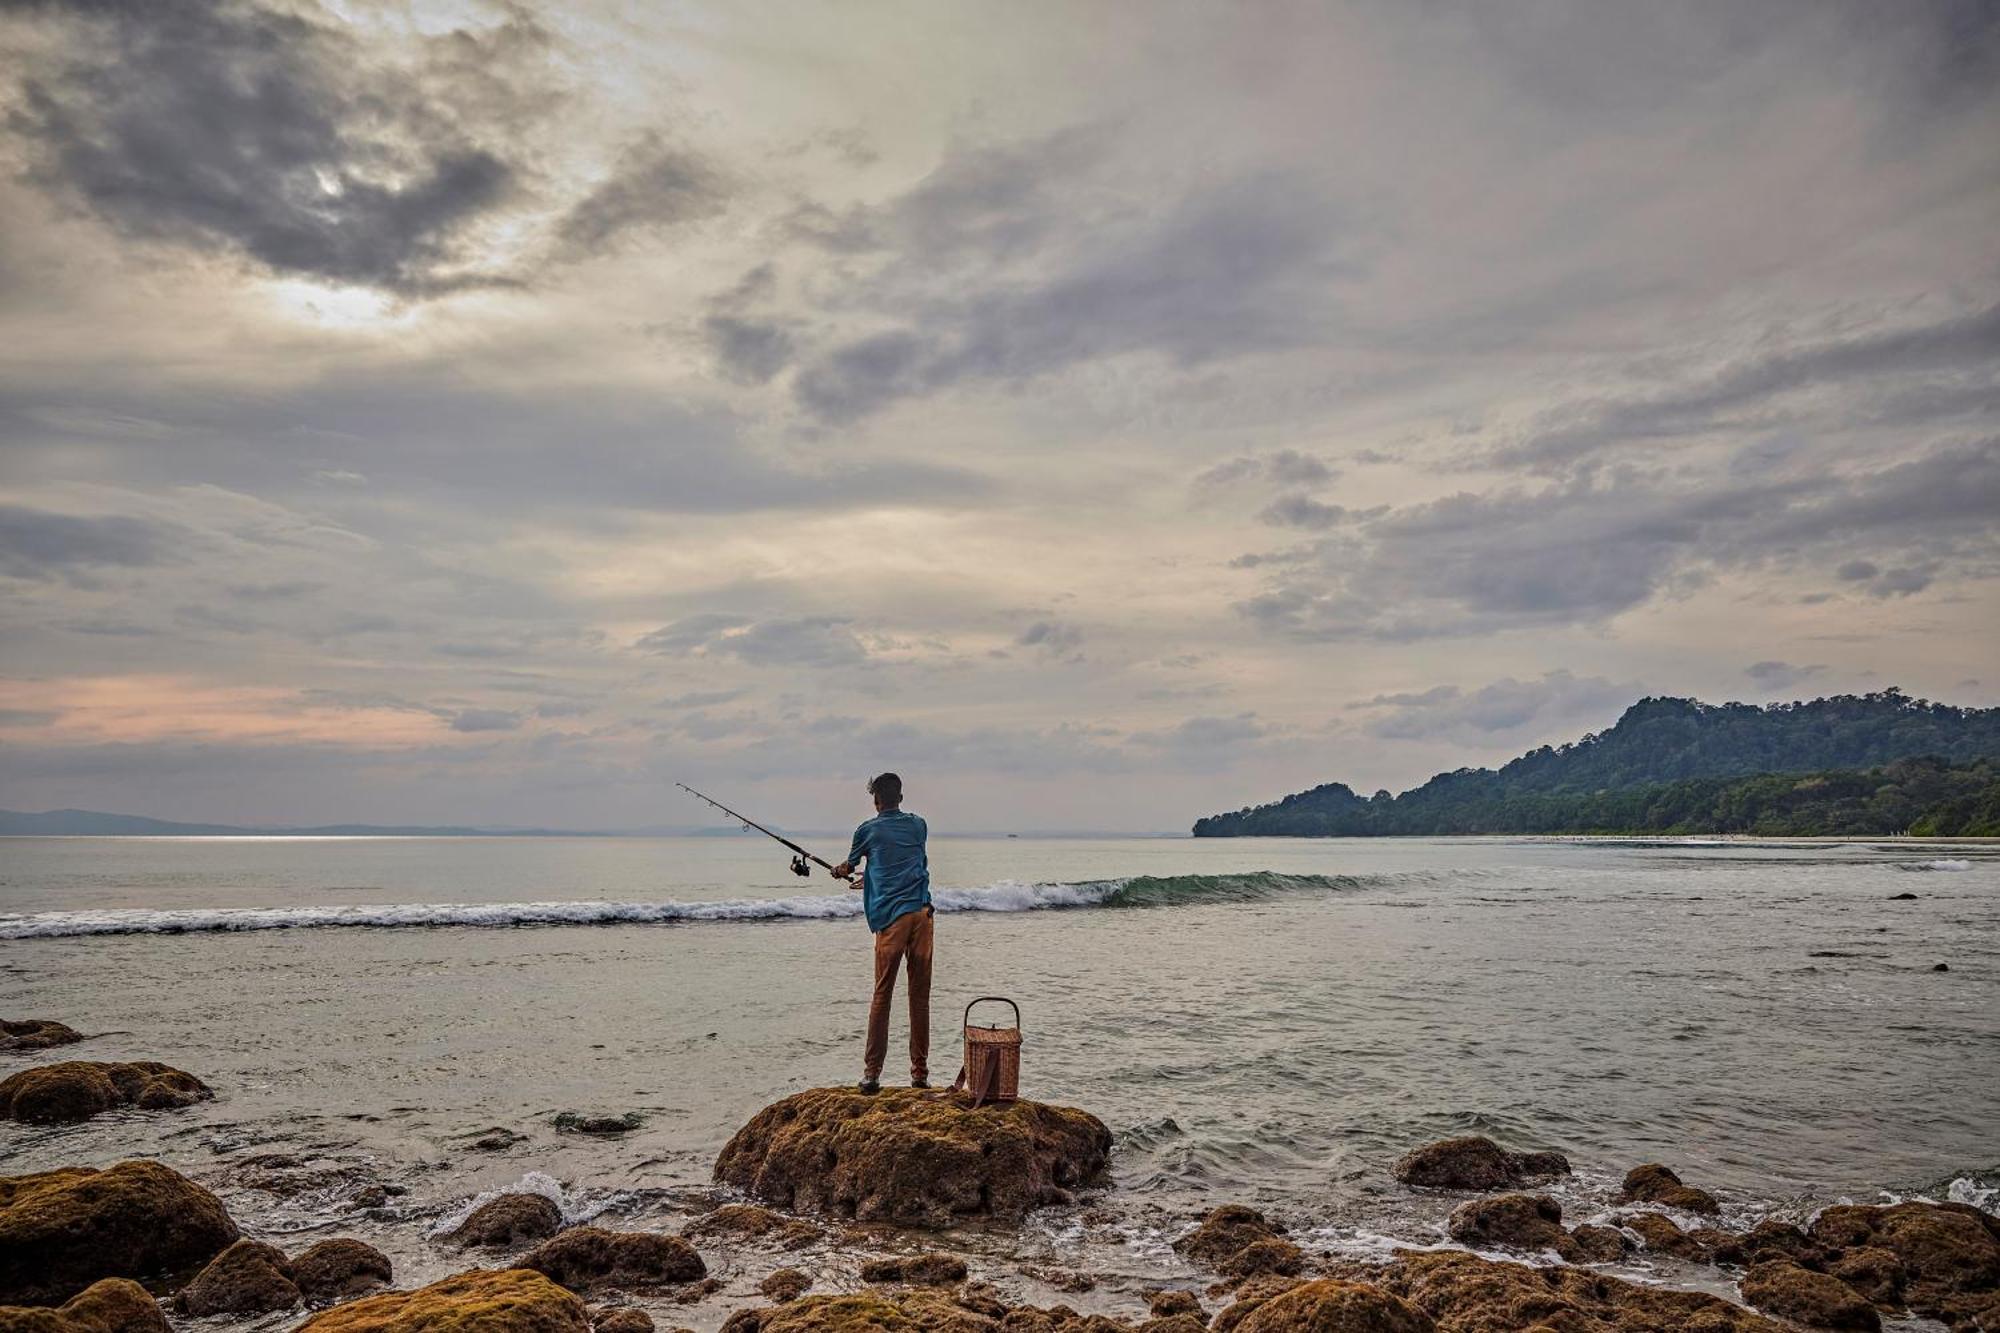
[0, 809, 609, 837]
[1194, 688, 2000, 836]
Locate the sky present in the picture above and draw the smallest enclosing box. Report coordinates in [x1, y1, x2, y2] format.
[1, 0, 1997, 833]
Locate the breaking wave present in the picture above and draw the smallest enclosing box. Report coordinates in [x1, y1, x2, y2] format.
[1896, 859, 1973, 872]
[0, 871, 1375, 940]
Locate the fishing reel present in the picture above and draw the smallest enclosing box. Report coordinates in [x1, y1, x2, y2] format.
[789, 854, 811, 877]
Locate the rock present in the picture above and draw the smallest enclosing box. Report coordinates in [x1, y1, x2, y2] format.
[1809, 1202, 2000, 1324]
[1710, 1220, 1825, 1269]
[1445, 1194, 1570, 1257]
[1175, 1205, 1288, 1268]
[669, 1279, 723, 1306]
[1145, 1292, 1202, 1319]
[714, 1087, 1111, 1227]
[728, 1294, 908, 1333]
[1888, 893, 1918, 900]
[1933, 963, 1950, 972]
[471, 1128, 528, 1152]
[763, 1271, 813, 1303]
[555, 1112, 642, 1135]
[1739, 1260, 1880, 1331]
[0, 1063, 211, 1125]
[1217, 1240, 1306, 1283]
[521, 1227, 707, 1292]
[1568, 1225, 1631, 1263]
[1231, 1279, 1434, 1333]
[594, 1310, 656, 1333]
[860, 1254, 969, 1285]
[1390, 1137, 1570, 1192]
[1211, 1278, 1308, 1333]
[0, 1021, 85, 1052]
[297, 1269, 590, 1333]
[446, 1193, 565, 1248]
[1615, 1210, 1716, 1262]
[1826, 1245, 1905, 1307]
[0, 1279, 169, 1333]
[1618, 1163, 1720, 1215]
[292, 1238, 392, 1302]
[1137, 1317, 1205, 1333]
[1018, 1269, 1094, 1295]
[0, 1160, 240, 1305]
[1380, 1249, 1789, 1332]
[684, 1205, 823, 1249]
[174, 1240, 301, 1316]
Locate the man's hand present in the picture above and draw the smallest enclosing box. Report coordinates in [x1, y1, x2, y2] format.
[832, 861, 853, 879]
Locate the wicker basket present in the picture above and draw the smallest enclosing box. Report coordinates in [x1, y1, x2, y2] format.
[953, 997, 1021, 1107]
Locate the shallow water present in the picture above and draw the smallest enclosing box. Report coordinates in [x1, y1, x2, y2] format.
[2, 834, 1996, 1324]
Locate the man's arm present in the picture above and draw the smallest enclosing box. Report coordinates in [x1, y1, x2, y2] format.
[832, 822, 868, 881]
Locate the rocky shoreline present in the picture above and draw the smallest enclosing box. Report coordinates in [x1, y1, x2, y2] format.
[3, 1020, 1997, 1333]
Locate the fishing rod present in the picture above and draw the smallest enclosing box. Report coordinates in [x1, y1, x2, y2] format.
[675, 783, 855, 885]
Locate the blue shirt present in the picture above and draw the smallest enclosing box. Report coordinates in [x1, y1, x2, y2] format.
[848, 809, 931, 932]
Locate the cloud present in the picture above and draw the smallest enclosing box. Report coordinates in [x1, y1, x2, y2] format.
[1745, 660, 1824, 691]
[554, 133, 728, 258]
[1258, 494, 1348, 531]
[449, 708, 522, 733]
[1352, 670, 1636, 742]
[8, 0, 527, 295]
[1015, 620, 1084, 660]
[0, 504, 179, 581]
[1235, 437, 2000, 639]
[788, 145, 1344, 421]
[1194, 448, 1337, 491]
[1494, 302, 2000, 472]
[637, 615, 871, 668]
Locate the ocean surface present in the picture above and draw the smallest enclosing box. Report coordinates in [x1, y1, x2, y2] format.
[3, 834, 1996, 1323]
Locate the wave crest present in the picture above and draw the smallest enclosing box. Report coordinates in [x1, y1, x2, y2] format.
[0, 871, 1373, 940]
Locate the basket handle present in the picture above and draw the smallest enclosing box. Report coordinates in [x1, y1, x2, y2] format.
[963, 996, 1021, 1031]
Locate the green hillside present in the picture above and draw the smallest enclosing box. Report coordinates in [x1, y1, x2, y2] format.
[1194, 689, 2000, 837]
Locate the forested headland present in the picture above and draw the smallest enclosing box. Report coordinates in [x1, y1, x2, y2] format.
[1194, 690, 2000, 837]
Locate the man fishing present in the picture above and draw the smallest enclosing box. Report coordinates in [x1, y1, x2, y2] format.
[830, 772, 933, 1095]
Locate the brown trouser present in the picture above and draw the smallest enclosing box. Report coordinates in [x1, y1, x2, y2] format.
[864, 906, 932, 1082]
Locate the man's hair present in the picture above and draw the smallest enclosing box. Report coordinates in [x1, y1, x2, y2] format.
[868, 772, 903, 805]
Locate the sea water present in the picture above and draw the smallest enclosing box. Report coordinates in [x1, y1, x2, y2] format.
[2, 834, 1995, 1317]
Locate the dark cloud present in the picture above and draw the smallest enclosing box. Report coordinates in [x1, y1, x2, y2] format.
[1745, 660, 1824, 691]
[554, 133, 728, 258]
[1352, 671, 1635, 741]
[788, 141, 1344, 422]
[1235, 437, 1999, 639]
[449, 708, 522, 733]
[1495, 302, 2000, 471]
[1258, 494, 1348, 531]
[0, 503, 178, 581]
[637, 614, 870, 668]
[7, 0, 524, 295]
[1193, 448, 1337, 491]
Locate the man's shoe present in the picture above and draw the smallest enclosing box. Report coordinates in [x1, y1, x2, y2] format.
[857, 1078, 881, 1095]
[910, 1078, 931, 1089]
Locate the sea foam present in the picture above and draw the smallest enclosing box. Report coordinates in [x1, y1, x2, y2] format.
[0, 870, 1370, 940]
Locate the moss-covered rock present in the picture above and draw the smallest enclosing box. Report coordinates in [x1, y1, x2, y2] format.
[174, 1240, 300, 1316]
[1174, 1205, 1287, 1268]
[1738, 1260, 1879, 1331]
[761, 1272, 812, 1303]
[520, 1228, 706, 1293]
[0, 1160, 239, 1305]
[292, 1239, 393, 1303]
[296, 1269, 590, 1333]
[0, 1063, 210, 1125]
[1232, 1280, 1433, 1333]
[860, 1255, 968, 1286]
[1380, 1249, 1788, 1331]
[0, 1280, 168, 1333]
[1809, 1202, 2000, 1327]
[1618, 1163, 1720, 1215]
[0, 1021, 84, 1053]
[1445, 1194, 1571, 1258]
[714, 1088, 1111, 1227]
[592, 1310, 654, 1333]
[447, 1195, 565, 1249]
[1390, 1138, 1570, 1192]
[683, 1205, 822, 1250]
